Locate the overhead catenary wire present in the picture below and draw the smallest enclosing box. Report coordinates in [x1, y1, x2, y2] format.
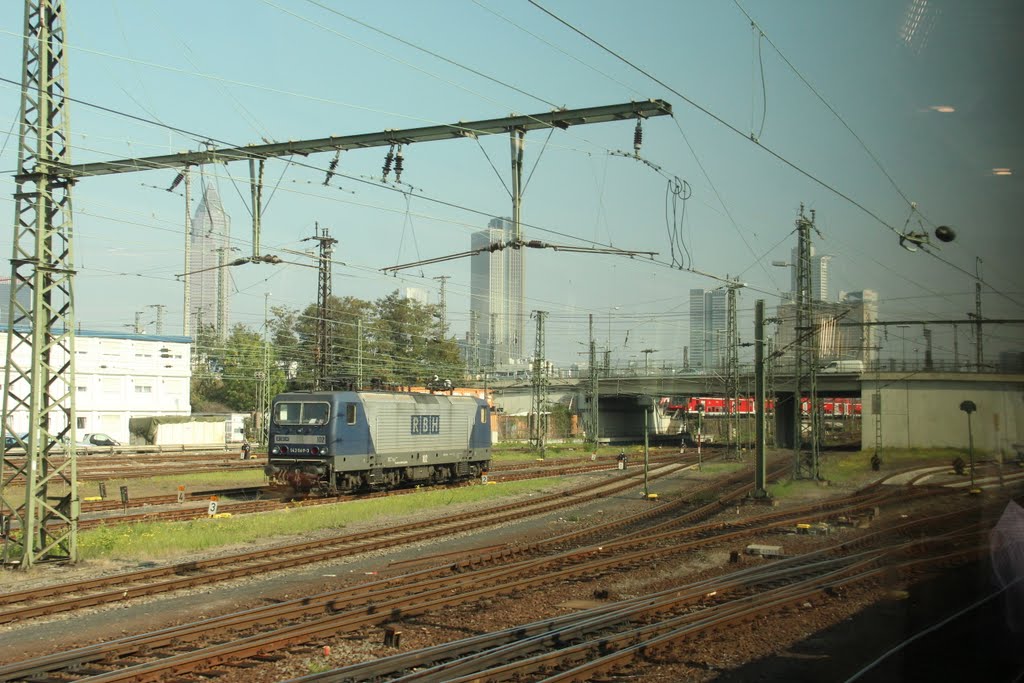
[292, 0, 562, 110]
[526, 0, 1022, 310]
[0, 26, 790, 309]
[9, 7, 1013, 361]
[732, 0, 919, 214]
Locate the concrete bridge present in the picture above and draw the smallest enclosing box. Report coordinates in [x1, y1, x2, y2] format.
[477, 371, 1024, 453]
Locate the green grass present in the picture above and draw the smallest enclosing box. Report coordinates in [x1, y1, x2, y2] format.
[766, 447, 978, 491]
[77, 477, 562, 562]
[766, 477, 826, 500]
[491, 442, 649, 463]
[691, 462, 745, 475]
[821, 447, 973, 485]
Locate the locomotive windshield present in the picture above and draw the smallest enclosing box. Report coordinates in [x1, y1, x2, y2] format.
[274, 401, 330, 425]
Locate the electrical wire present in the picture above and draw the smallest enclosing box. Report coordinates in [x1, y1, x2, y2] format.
[732, 0, 919, 214]
[527, 0, 1022, 309]
[751, 24, 768, 142]
[295, 0, 560, 110]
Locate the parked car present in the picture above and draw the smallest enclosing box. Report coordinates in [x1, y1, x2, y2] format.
[79, 433, 120, 447]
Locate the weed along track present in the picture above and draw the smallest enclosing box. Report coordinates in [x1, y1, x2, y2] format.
[0, 464, 687, 626]
[35, 452, 661, 532]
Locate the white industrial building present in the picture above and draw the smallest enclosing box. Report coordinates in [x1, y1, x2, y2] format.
[1, 330, 192, 444]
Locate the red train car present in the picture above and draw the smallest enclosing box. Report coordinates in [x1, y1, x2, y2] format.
[660, 396, 860, 416]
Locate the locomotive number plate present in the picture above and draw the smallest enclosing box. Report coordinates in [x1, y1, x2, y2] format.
[410, 415, 441, 435]
[275, 435, 326, 445]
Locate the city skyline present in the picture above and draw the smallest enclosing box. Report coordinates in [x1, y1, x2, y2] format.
[0, 2, 1018, 371]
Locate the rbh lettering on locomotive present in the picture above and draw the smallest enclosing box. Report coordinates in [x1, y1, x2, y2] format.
[410, 415, 441, 435]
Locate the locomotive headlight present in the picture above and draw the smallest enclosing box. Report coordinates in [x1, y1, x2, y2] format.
[321, 447, 329, 455]
[270, 446, 281, 455]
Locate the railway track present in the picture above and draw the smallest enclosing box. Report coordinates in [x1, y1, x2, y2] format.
[307, 528, 983, 682]
[0, 462, 973, 682]
[64, 453, 683, 528]
[0, 462, 691, 627]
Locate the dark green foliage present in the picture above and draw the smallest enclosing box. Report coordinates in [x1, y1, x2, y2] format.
[191, 323, 287, 411]
[266, 290, 464, 390]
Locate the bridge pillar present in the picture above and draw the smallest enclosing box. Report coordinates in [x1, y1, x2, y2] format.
[775, 392, 797, 449]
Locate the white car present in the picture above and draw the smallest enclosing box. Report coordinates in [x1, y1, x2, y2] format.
[79, 433, 120, 447]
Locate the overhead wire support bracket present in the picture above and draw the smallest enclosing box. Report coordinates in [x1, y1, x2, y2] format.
[380, 240, 657, 274]
[57, 100, 673, 179]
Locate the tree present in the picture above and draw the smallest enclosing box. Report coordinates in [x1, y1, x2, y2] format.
[190, 322, 222, 409]
[218, 324, 287, 410]
[266, 291, 464, 390]
[268, 305, 312, 390]
[371, 291, 463, 386]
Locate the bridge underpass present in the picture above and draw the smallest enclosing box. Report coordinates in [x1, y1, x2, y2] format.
[483, 372, 1023, 452]
[596, 395, 651, 443]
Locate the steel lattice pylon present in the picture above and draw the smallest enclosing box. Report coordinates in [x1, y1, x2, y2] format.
[0, 0, 79, 567]
[309, 224, 337, 390]
[725, 281, 741, 458]
[530, 310, 548, 455]
[793, 204, 821, 480]
[586, 313, 599, 445]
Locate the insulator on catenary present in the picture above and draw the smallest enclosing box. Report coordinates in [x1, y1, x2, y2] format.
[323, 151, 340, 186]
[633, 120, 643, 155]
[381, 144, 395, 181]
[167, 172, 185, 192]
[394, 145, 404, 183]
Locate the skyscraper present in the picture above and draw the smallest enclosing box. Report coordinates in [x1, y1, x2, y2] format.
[470, 217, 524, 366]
[688, 288, 728, 369]
[399, 287, 429, 305]
[837, 289, 879, 364]
[774, 289, 879, 365]
[188, 183, 231, 336]
[790, 245, 831, 301]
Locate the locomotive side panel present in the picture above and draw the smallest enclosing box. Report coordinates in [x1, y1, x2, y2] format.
[362, 393, 477, 456]
[267, 390, 490, 493]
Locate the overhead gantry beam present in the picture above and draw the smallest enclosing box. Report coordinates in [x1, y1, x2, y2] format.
[57, 99, 673, 178]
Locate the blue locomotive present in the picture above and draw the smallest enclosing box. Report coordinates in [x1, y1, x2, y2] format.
[265, 390, 492, 493]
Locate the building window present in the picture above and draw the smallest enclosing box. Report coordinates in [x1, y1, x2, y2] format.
[76, 417, 86, 429]
[77, 386, 87, 393]
[135, 385, 153, 394]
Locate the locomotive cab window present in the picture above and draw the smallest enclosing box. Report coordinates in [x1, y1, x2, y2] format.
[479, 407, 487, 424]
[274, 401, 330, 426]
[346, 403, 357, 425]
[303, 402, 329, 424]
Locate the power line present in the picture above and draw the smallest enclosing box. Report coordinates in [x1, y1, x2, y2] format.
[526, 1, 1023, 310]
[732, 0, 920, 213]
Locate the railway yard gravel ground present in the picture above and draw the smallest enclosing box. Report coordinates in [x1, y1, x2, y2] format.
[0, 456, 1021, 681]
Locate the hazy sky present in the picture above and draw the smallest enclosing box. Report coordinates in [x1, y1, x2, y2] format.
[1, 0, 1020, 368]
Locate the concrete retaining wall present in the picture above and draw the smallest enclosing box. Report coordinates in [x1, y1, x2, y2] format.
[862, 374, 1023, 453]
